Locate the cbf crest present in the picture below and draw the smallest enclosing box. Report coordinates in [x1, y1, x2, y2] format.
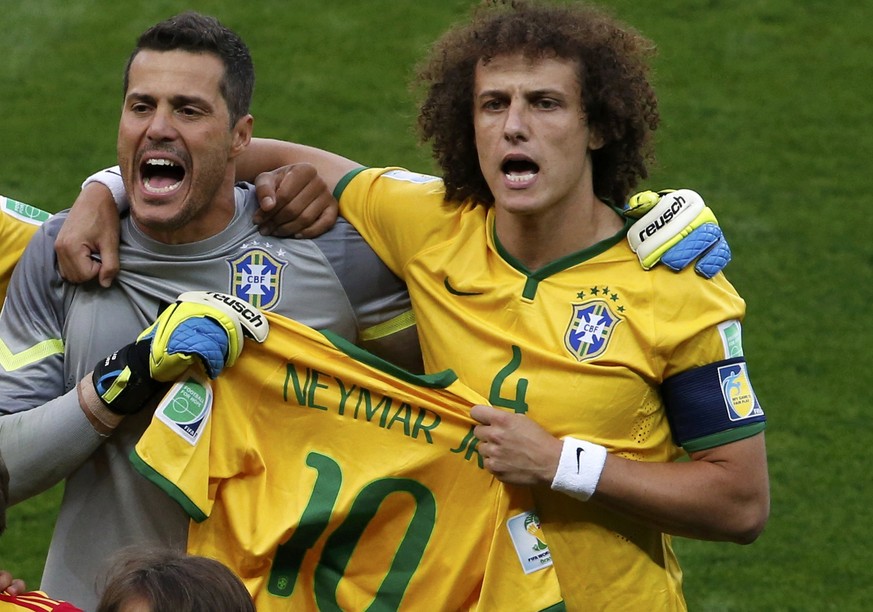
[565, 299, 622, 361]
[229, 248, 285, 310]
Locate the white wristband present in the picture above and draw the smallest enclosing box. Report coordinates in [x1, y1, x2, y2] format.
[81, 166, 127, 207]
[550, 437, 607, 502]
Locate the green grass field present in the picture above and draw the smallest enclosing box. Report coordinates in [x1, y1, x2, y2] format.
[1, 1, 870, 609]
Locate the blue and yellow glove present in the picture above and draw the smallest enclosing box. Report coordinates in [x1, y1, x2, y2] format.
[624, 189, 731, 279]
[92, 291, 269, 415]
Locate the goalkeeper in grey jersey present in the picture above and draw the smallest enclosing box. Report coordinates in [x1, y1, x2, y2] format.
[0, 13, 418, 610]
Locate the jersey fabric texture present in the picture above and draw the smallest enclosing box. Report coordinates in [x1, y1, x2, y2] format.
[131, 312, 564, 611]
[0, 184, 412, 611]
[0, 195, 50, 305]
[335, 167, 767, 611]
[0, 591, 82, 612]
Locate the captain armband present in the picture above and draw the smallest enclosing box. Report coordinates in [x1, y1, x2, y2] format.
[81, 166, 127, 208]
[662, 357, 766, 453]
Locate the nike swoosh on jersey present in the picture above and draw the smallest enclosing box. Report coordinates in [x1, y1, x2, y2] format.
[443, 277, 484, 296]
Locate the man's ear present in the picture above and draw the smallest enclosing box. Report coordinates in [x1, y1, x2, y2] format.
[229, 114, 253, 159]
[588, 124, 605, 151]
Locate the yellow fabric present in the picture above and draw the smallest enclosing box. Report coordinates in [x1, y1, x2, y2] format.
[0, 197, 46, 305]
[133, 313, 564, 611]
[337, 167, 752, 611]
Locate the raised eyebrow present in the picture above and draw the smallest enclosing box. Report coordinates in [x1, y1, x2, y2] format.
[476, 89, 510, 101]
[526, 88, 566, 101]
[124, 92, 212, 109]
[475, 88, 567, 102]
[125, 92, 156, 106]
[168, 94, 213, 109]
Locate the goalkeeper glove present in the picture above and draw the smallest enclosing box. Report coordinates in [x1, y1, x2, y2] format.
[92, 291, 269, 415]
[624, 189, 731, 279]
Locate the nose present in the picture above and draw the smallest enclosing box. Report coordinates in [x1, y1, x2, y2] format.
[145, 107, 177, 142]
[503, 103, 528, 143]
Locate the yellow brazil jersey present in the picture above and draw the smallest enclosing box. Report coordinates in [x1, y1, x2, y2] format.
[336, 168, 765, 611]
[0, 195, 49, 305]
[131, 313, 565, 612]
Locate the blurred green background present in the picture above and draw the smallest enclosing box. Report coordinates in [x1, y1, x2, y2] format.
[1, 0, 870, 609]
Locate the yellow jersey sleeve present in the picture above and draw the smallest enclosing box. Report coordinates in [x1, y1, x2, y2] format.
[0, 195, 50, 305]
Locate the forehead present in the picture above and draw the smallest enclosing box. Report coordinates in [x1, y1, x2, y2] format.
[474, 53, 580, 95]
[126, 49, 225, 100]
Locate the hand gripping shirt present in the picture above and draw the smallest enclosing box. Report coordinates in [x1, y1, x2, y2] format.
[131, 313, 565, 611]
[0, 195, 50, 305]
[0, 184, 413, 611]
[335, 168, 766, 611]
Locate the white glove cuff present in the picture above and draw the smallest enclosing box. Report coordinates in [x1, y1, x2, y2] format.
[81, 166, 127, 207]
[627, 189, 707, 268]
[550, 437, 607, 502]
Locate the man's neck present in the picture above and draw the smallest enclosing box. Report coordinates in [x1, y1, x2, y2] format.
[493, 200, 624, 270]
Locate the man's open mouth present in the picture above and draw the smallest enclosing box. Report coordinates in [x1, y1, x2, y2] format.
[502, 158, 539, 183]
[141, 158, 185, 194]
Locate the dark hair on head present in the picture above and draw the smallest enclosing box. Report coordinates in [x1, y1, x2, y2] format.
[123, 11, 255, 126]
[96, 547, 255, 612]
[415, 0, 660, 206]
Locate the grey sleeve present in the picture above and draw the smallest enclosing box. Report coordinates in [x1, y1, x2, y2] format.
[0, 390, 103, 504]
[0, 217, 105, 502]
[311, 218, 412, 330]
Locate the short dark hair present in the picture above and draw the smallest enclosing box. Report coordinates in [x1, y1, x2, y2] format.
[123, 12, 255, 126]
[416, 0, 660, 206]
[96, 547, 255, 612]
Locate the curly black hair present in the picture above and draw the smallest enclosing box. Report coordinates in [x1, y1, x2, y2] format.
[415, 0, 659, 206]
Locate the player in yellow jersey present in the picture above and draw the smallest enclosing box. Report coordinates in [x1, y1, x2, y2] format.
[238, 2, 769, 609]
[0, 195, 50, 305]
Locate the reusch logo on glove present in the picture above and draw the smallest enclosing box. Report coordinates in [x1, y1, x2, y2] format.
[205, 291, 267, 334]
[635, 193, 692, 243]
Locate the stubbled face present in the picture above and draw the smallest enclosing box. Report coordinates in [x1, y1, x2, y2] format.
[473, 53, 602, 222]
[117, 49, 251, 244]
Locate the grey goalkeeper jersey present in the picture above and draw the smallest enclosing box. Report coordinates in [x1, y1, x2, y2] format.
[0, 183, 412, 609]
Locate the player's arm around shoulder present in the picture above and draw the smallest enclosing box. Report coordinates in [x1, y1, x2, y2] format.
[334, 168, 454, 272]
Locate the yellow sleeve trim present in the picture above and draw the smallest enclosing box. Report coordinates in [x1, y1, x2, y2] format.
[0, 337, 64, 371]
[359, 310, 417, 342]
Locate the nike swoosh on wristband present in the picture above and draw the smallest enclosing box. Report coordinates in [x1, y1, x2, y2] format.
[443, 277, 483, 296]
[576, 446, 585, 473]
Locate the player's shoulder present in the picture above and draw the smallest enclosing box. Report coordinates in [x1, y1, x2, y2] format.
[341, 167, 451, 213]
[27, 210, 67, 245]
[649, 265, 747, 333]
[307, 216, 406, 284]
[0, 194, 53, 227]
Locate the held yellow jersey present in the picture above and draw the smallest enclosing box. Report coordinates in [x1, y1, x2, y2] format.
[0, 195, 50, 304]
[336, 168, 766, 611]
[131, 313, 564, 612]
